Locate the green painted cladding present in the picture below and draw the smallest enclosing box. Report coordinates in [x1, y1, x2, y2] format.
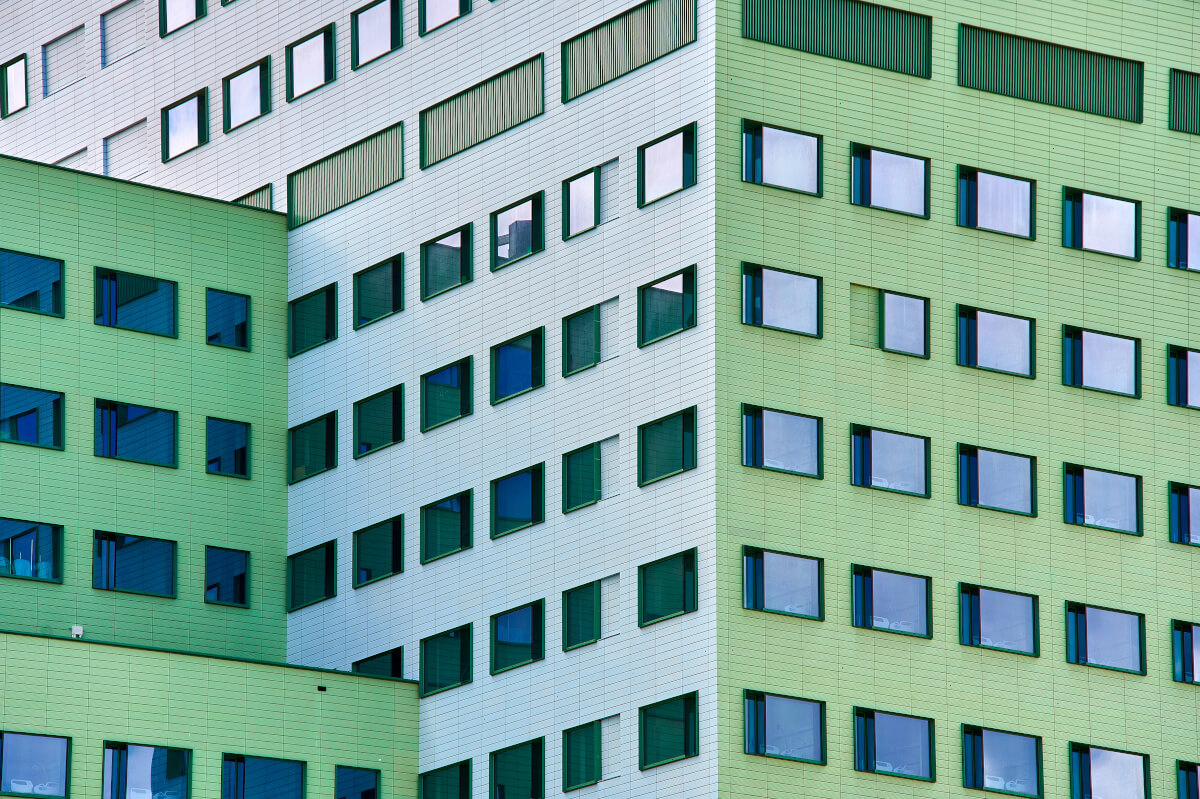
[958, 24, 1144, 124]
[718, 0, 1200, 797]
[287, 122, 404, 228]
[1169, 68, 1200, 135]
[0, 156, 289, 660]
[742, 0, 931, 79]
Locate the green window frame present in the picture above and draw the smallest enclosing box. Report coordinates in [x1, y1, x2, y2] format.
[159, 0, 205, 36]
[490, 598, 545, 674]
[959, 583, 1040, 657]
[490, 192, 545, 271]
[420, 357, 473, 431]
[353, 384, 403, 458]
[160, 88, 209, 162]
[1, 382, 64, 450]
[957, 444, 1037, 517]
[562, 305, 601, 376]
[95, 267, 178, 338]
[1065, 601, 1146, 675]
[562, 580, 601, 651]
[420, 490, 472, 564]
[490, 463, 545, 538]
[221, 754, 304, 799]
[353, 255, 403, 329]
[420, 224, 472, 300]
[0, 517, 63, 583]
[1062, 187, 1141, 260]
[1170, 482, 1200, 545]
[288, 283, 337, 357]
[287, 412, 336, 484]
[419, 624, 472, 697]
[1063, 462, 1143, 535]
[850, 423, 931, 498]
[204, 545, 248, 607]
[637, 122, 697, 207]
[638, 692, 698, 769]
[562, 166, 601, 239]
[286, 540, 335, 611]
[103, 742, 191, 799]
[741, 120, 822, 196]
[206, 417, 250, 478]
[419, 0, 471, 36]
[0, 247, 64, 317]
[489, 738, 544, 799]
[850, 143, 931, 219]
[206, 288, 250, 350]
[1069, 743, 1149, 799]
[562, 442, 601, 513]
[638, 548, 697, 627]
[418, 760, 470, 798]
[490, 328, 545, 404]
[94, 399, 178, 468]
[962, 724, 1043, 798]
[1062, 325, 1141, 398]
[0, 55, 29, 118]
[876, 288, 929, 358]
[637, 265, 696, 347]
[742, 404, 822, 478]
[351, 0, 402, 70]
[742, 546, 823, 621]
[352, 514, 403, 588]
[0, 730, 70, 797]
[741, 262, 822, 337]
[221, 57, 271, 133]
[352, 646, 403, 678]
[285, 25, 336, 102]
[956, 166, 1036, 240]
[562, 720, 601, 791]
[851, 564, 932, 639]
[336, 766, 381, 799]
[744, 690, 826, 764]
[956, 305, 1035, 378]
[93, 531, 178, 598]
[637, 406, 697, 486]
[853, 707, 935, 781]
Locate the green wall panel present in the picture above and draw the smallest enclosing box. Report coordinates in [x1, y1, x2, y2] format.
[287, 122, 403, 228]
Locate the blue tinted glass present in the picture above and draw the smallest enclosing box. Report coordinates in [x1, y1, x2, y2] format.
[104, 744, 189, 799]
[0, 517, 60, 580]
[978, 588, 1035, 654]
[0, 249, 63, 315]
[981, 729, 1039, 796]
[95, 269, 176, 336]
[207, 418, 249, 477]
[0, 384, 63, 448]
[93, 532, 175, 595]
[495, 336, 536, 399]
[206, 547, 248, 605]
[336, 767, 378, 799]
[873, 712, 931, 778]
[95, 400, 177, 466]
[764, 695, 821, 761]
[1085, 606, 1142, 671]
[222, 755, 304, 799]
[207, 289, 249, 348]
[1, 732, 68, 796]
[871, 570, 928, 635]
[497, 605, 533, 646]
[495, 470, 534, 533]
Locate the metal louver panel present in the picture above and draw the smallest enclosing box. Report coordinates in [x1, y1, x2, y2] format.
[233, 184, 273, 211]
[419, 55, 544, 169]
[1170, 68, 1200, 135]
[742, 0, 931, 79]
[561, 0, 696, 102]
[958, 24, 1142, 123]
[286, 122, 404, 228]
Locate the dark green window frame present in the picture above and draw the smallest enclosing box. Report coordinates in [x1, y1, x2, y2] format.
[160, 88, 209, 162]
[1182, 760, 1200, 799]
[0, 247, 64, 317]
[93, 530, 178, 598]
[959, 583, 1040, 657]
[420, 357, 473, 432]
[0, 730, 70, 797]
[417, 760, 470, 798]
[741, 263, 822, 337]
[956, 165, 1036, 240]
[420, 224, 473, 301]
[1168, 207, 1200, 270]
[853, 707, 935, 781]
[1167, 344, 1198, 408]
[636, 122, 697, 207]
[1061, 324, 1141, 398]
[637, 265, 697, 347]
[850, 143, 931, 219]
[744, 689, 826, 764]
[1170, 482, 1200, 546]
[94, 399, 178, 468]
[419, 0, 471, 36]
[1063, 462, 1143, 535]
[489, 738, 544, 799]
[742, 546, 823, 621]
[876, 288, 929, 358]
[562, 580, 601, 651]
[204, 545, 249, 607]
[205, 416, 250, 479]
[0, 516, 64, 583]
[0, 382, 65, 451]
[95, 267, 178, 338]
[638, 692, 698, 770]
[353, 384, 403, 458]
[206, 288, 251, 350]
[489, 598, 545, 674]
[562, 166, 601, 240]
[1062, 187, 1142, 260]
[1173, 620, 1200, 684]
[957, 444, 1037, 517]
[285, 25, 336, 102]
[562, 720, 601, 791]
[222, 753, 304, 799]
[159, 0, 205, 36]
[288, 283, 337, 357]
[221, 57, 271, 133]
[352, 514, 403, 588]
[562, 305, 601, 376]
[351, 0, 402, 70]
[490, 328, 545, 404]
[851, 564, 932, 639]
[286, 540, 335, 611]
[963, 724, 1043, 797]
[1069, 743, 1149, 799]
[420, 489, 472, 564]
[287, 411, 337, 484]
[956, 305, 1035, 378]
[741, 120, 823, 196]
[353, 255, 403, 329]
[562, 442, 602, 513]
[0, 54, 29, 118]
[336, 766, 381, 799]
[637, 406, 697, 486]
[103, 742, 191, 799]
[490, 192, 545, 271]
[1065, 601, 1146, 675]
[850, 423, 931, 498]
[490, 462, 545, 539]
[638, 548, 697, 627]
[352, 646, 403, 678]
[742, 404, 823, 478]
[419, 623, 472, 697]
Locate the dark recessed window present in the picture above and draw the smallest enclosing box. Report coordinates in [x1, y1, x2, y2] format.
[562, 442, 601, 513]
[287, 540, 335, 611]
[286, 25, 335, 101]
[1168, 345, 1200, 409]
[1172, 620, 1200, 685]
[1068, 743, 1148, 799]
[963, 725, 1041, 797]
[639, 692, 698, 769]
[743, 405, 821, 477]
[852, 565, 931, 638]
[0, 248, 63, 316]
[161, 89, 209, 161]
[353, 385, 403, 458]
[490, 463, 544, 538]
[957, 444, 1035, 516]
[1170, 482, 1200, 546]
[0, 383, 64, 449]
[851, 424, 929, 497]
[744, 691, 825, 764]
[95, 399, 177, 467]
[1066, 601, 1145, 674]
[638, 266, 696, 347]
[353, 515, 403, 588]
[743, 547, 822, 620]
[288, 284, 336, 357]
[418, 761, 470, 799]
[853, 707, 934, 780]
[637, 123, 696, 207]
[351, 0, 401, 69]
[1180, 761, 1200, 799]
[104, 743, 189, 799]
[638, 407, 697, 486]
[1063, 188, 1140, 259]
[420, 225, 472, 300]
[491, 193, 544, 270]
[419, 624, 472, 697]
[957, 166, 1034, 238]
[205, 546, 248, 606]
[956, 306, 1034, 377]
[562, 580, 600, 651]
[95, 268, 177, 337]
[207, 417, 249, 477]
[421, 358, 472, 431]
[1062, 325, 1140, 397]
[222, 754, 304, 799]
[491, 329, 544, 403]
[851, 144, 929, 217]
[959, 584, 1038, 656]
[206, 289, 250, 349]
[1063, 463, 1141, 535]
[562, 305, 601, 376]
[420, 490, 472, 563]
[0, 516, 63, 582]
[0, 732, 68, 797]
[222, 58, 271, 132]
[336, 766, 380, 799]
[288, 412, 336, 484]
[353, 256, 403, 328]
[1168, 207, 1200, 271]
[742, 263, 820, 337]
[562, 721, 601, 791]
[93, 531, 176, 596]
[742, 120, 821, 195]
[490, 599, 545, 674]
[490, 738, 544, 799]
[353, 646, 403, 679]
[638, 549, 697, 627]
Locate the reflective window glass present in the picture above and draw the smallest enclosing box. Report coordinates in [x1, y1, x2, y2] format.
[871, 570, 928, 636]
[1188, 350, 1200, 407]
[743, 406, 820, 477]
[742, 548, 821, 618]
[1082, 468, 1139, 533]
[639, 268, 696, 346]
[2, 57, 28, 116]
[421, 227, 471, 300]
[1081, 330, 1137, 395]
[421, 359, 472, 430]
[163, 0, 200, 33]
[288, 413, 335, 483]
[206, 289, 249, 349]
[869, 150, 926, 216]
[882, 291, 927, 356]
[226, 64, 265, 130]
[745, 692, 823, 763]
[492, 330, 543, 402]
[1082, 193, 1137, 258]
[492, 196, 542, 269]
[354, 257, 402, 328]
[93, 532, 176, 596]
[1084, 606, 1142, 672]
[104, 744, 189, 799]
[0, 517, 62, 581]
[978, 588, 1036, 654]
[1086, 747, 1146, 799]
[222, 754, 304, 799]
[976, 310, 1031, 375]
[287, 541, 335, 610]
[289, 31, 329, 98]
[872, 712, 932, 779]
[566, 170, 597, 237]
[744, 123, 819, 194]
[420, 625, 471, 696]
[205, 546, 248, 606]
[354, 0, 394, 67]
[1188, 213, 1200, 271]
[353, 386, 402, 457]
[336, 767, 379, 799]
[743, 265, 820, 336]
[1, 732, 68, 797]
[423, 0, 466, 33]
[420, 491, 471, 563]
[491, 465, 542, 538]
[975, 171, 1032, 237]
[965, 727, 1040, 797]
[353, 516, 402, 587]
[207, 418, 249, 477]
[165, 94, 202, 159]
[642, 131, 684, 203]
[976, 448, 1033, 514]
[95, 268, 177, 336]
[491, 600, 543, 673]
[95, 400, 177, 467]
[0, 384, 63, 449]
[869, 429, 927, 495]
[353, 647, 402, 678]
[0, 249, 63, 316]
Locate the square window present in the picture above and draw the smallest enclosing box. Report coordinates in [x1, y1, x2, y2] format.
[95, 399, 177, 467]
[353, 256, 403, 328]
[637, 407, 697, 486]
[562, 442, 601, 513]
[1180, 761, 1200, 799]
[1063, 326, 1140, 397]
[854, 708, 934, 780]
[743, 547, 822, 620]
[638, 123, 696, 206]
[222, 754, 303, 799]
[353, 515, 402, 588]
[352, 0, 401, 69]
[562, 580, 600, 651]
[161, 89, 208, 161]
[490, 738, 544, 799]
[353, 384, 403, 457]
[957, 306, 1034, 377]
[288, 412, 336, 484]
[336, 766, 380, 799]
[1168, 345, 1200, 408]
[851, 144, 929, 217]
[353, 646, 403, 678]
[490, 463, 544, 538]
[287, 540, 335, 611]
[95, 267, 177, 337]
[851, 425, 929, 497]
[879, 290, 928, 357]
[0, 732, 68, 796]
[420, 490, 472, 563]
[418, 761, 470, 798]
[420, 357, 472, 431]
[420, 225, 472, 300]
[0, 248, 64, 316]
[288, 284, 336, 356]
[1069, 744, 1147, 799]
[205, 546, 248, 606]
[960, 584, 1038, 656]
[957, 167, 1034, 238]
[1172, 621, 1200, 684]
[1168, 207, 1200, 270]
[0, 383, 63, 449]
[742, 405, 821, 478]
[1169, 482, 1200, 545]
[419, 624, 472, 696]
[490, 599, 545, 674]
[563, 167, 600, 239]
[491, 193, 544, 270]
[639, 692, 698, 769]
[160, 0, 204, 35]
[742, 121, 820, 195]
[638, 265, 696, 346]
[742, 263, 820, 337]
[963, 725, 1042, 797]
[206, 418, 249, 477]
[562, 721, 601, 791]
[744, 691, 824, 764]
[93, 531, 176, 596]
[1066, 602, 1145, 674]
[206, 289, 250, 349]
[562, 305, 601, 376]
[420, 0, 470, 35]
[491, 328, 545, 403]
[222, 59, 270, 132]
[286, 26, 335, 101]
[1064, 188, 1140, 259]
[638, 549, 697, 626]
[104, 743, 190, 799]
[0, 516, 63, 582]
[1, 55, 28, 118]
[852, 565, 931, 638]
[1063, 463, 1142, 535]
[958, 445, 1035, 515]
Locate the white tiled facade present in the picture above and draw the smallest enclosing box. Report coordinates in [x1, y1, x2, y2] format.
[0, 1, 719, 795]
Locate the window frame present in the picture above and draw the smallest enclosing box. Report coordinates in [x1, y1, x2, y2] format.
[419, 489, 473, 564]
[562, 580, 601, 652]
[561, 720, 601, 791]
[158, 0, 205, 37]
[351, 0, 402, 70]
[743, 689, 826, 765]
[286, 539, 336, 612]
[1169, 481, 1200, 546]
[1167, 344, 1200, 408]
[287, 411, 337, 485]
[853, 707, 935, 782]
[0, 382, 65, 451]
[959, 583, 1039, 657]
[221, 753, 305, 799]
[1172, 620, 1200, 684]
[637, 548, 698, 627]
[0, 730, 71, 798]
[489, 192, 545, 271]
[160, 88, 209, 162]
[352, 383, 403, 459]
[850, 423, 932, 498]
[562, 304, 601, 377]
[956, 165, 1036, 240]
[205, 416, 251, 479]
[562, 166, 602, 240]
[877, 289, 930, 358]
[489, 462, 545, 539]
[742, 404, 823, 478]
[962, 724, 1044, 798]
[0, 55, 29, 118]
[102, 741, 192, 799]
[94, 399, 178, 469]
[92, 530, 178, 598]
[637, 406, 697, 487]
[1063, 462, 1143, 535]
[94, 267, 178, 338]
[203, 545, 249, 608]
[419, 224, 473, 301]
[742, 545, 824, 621]
[1168, 206, 1200, 271]
[418, 623, 473, 697]
[851, 564, 933, 639]
[489, 327, 546, 404]
[637, 265, 697, 347]
[1069, 743, 1150, 799]
[0, 516, 64, 584]
[957, 444, 1037, 517]
[0, 247, 65, 318]
[637, 122, 697, 208]
[638, 692, 699, 770]
[741, 263, 822, 338]
[562, 441, 602, 513]
[1063, 187, 1142, 260]
[352, 646, 403, 679]
[489, 598, 546, 675]
[419, 356, 473, 432]
[1062, 324, 1141, 398]
[1065, 600, 1147, 676]
[352, 255, 403, 329]
[850, 143, 931, 219]
[288, 283, 337, 357]
[1180, 760, 1200, 799]
[285, 24, 336, 102]
[351, 514, 403, 589]
[221, 57, 271, 133]
[488, 738, 544, 799]
[335, 766, 382, 799]
[956, 305, 1036, 378]
[741, 119, 823, 197]
[417, 760, 471, 798]
[205, 288, 251, 350]
[419, 0, 471, 36]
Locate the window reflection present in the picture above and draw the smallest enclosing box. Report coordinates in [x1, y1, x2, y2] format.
[981, 729, 1039, 796]
[642, 132, 684, 203]
[567, 171, 596, 236]
[1082, 468, 1138, 533]
[870, 430, 926, 495]
[761, 268, 818, 334]
[978, 588, 1035, 653]
[760, 409, 818, 475]
[761, 126, 818, 193]
[870, 150, 926, 215]
[976, 171, 1031, 237]
[977, 449, 1032, 514]
[882, 292, 926, 356]
[763, 694, 821, 761]
[976, 310, 1030, 375]
[1084, 606, 1142, 671]
[227, 66, 262, 129]
[871, 570, 927, 635]
[873, 712, 931, 778]
[1082, 193, 1137, 257]
[290, 33, 327, 98]
[1081, 331, 1136, 395]
[762, 551, 819, 616]
[1088, 747, 1145, 799]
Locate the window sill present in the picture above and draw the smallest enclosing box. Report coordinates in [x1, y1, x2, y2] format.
[419, 679, 469, 698]
[747, 606, 822, 622]
[743, 177, 821, 198]
[420, 545, 470, 566]
[638, 183, 693, 209]
[880, 345, 930, 359]
[288, 336, 337, 358]
[958, 220, 1035, 241]
[562, 222, 599, 242]
[287, 594, 335, 612]
[420, 280, 471, 303]
[854, 481, 929, 499]
[638, 464, 695, 487]
[866, 768, 935, 782]
[491, 520, 539, 540]
[224, 111, 269, 135]
[207, 341, 252, 352]
[162, 141, 206, 164]
[0, 571, 62, 584]
[96, 453, 178, 469]
[287, 79, 335, 104]
[968, 502, 1036, 518]
[352, 46, 400, 72]
[962, 363, 1036, 380]
[562, 637, 599, 653]
[94, 586, 175, 599]
[970, 642, 1039, 658]
[207, 469, 251, 480]
[1067, 244, 1141, 262]
[860, 623, 931, 640]
[745, 463, 822, 480]
[639, 751, 697, 771]
[419, 13, 468, 37]
[1073, 660, 1145, 676]
[750, 751, 826, 766]
[0, 303, 64, 318]
[1067, 383, 1141, 399]
[0, 438, 64, 451]
[353, 308, 403, 331]
[638, 607, 695, 628]
[353, 570, 401, 589]
[95, 321, 178, 339]
[491, 248, 542, 273]
[490, 657, 540, 676]
[353, 440, 402, 460]
[491, 384, 542, 406]
[420, 413, 470, 433]
[744, 320, 821, 338]
[205, 599, 250, 609]
[854, 201, 930, 220]
[563, 360, 600, 378]
[161, 16, 204, 38]
[288, 465, 334, 485]
[1068, 520, 1141, 536]
[563, 497, 600, 514]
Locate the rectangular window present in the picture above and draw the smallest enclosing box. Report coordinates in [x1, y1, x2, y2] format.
[491, 328, 545, 403]
[491, 599, 545, 674]
[490, 738, 543, 799]
[160, 0, 204, 35]
[1169, 207, 1200, 270]
[353, 256, 403, 328]
[420, 357, 472, 431]
[206, 289, 249, 349]
[1063, 188, 1140, 259]
[1173, 621, 1200, 684]
[336, 768, 379, 799]
[420, 0, 470, 35]
[958, 445, 1035, 515]
[353, 384, 402, 457]
[638, 123, 696, 207]
[222, 58, 270, 132]
[1168, 345, 1200, 409]
[287, 541, 335, 611]
[93, 531, 176, 596]
[353, 646, 402, 678]
[638, 265, 696, 347]
[1069, 743, 1147, 799]
[1064, 463, 1142, 535]
[562, 721, 600, 791]
[491, 463, 544, 538]
[95, 267, 177, 337]
[563, 580, 600, 651]
[639, 693, 698, 769]
[104, 743, 189, 799]
[418, 761, 469, 798]
[851, 144, 929, 217]
[0, 383, 63, 449]
[959, 584, 1038, 656]
[1181, 761, 1200, 799]
[1062, 325, 1140, 397]
[420, 225, 472, 300]
[563, 167, 600, 239]
[286, 122, 404, 228]
[103, 120, 148, 179]
[491, 193, 544, 270]
[353, 515, 402, 588]
[957, 167, 1034, 238]
[0, 731, 69, 796]
[286, 25, 335, 101]
[0, 248, 64, 316]
[420, 624, 472, 696]
[1170, 482, 1200, 545]
[161, 89, 208, 161]
[95, 399, 177, 467]
[562, 442, 601, 513]
[288, 412, 336, 484]
[742, 121, 820, 195]
[879, 290, 928, 357]
[742, 405, 821, 478]
[744, 691, 824, 764]
[562, 305, 600, 376]
[638, 548, 697, 627]
[101, 0, 142, 67]
[222, 754, 304, 799]
[206, 418, 249, 478]
[743, 547, 821, 620]
[1, 55, 28, 117]
[851, 424, 930, 497]
[420, 490, 472, 563]
[957, 306, 1034, 377]
[852, 565, 931, 638]
[352, 0, 401, 69]
[0, 517, 62, 582]
[288, 284, 336, 356]
[742, 263, 820, 337]
[1066, 602, 1145, 674]
[205, 546, 248, 606]
[854, 708, 933, 780]
[43, 27, 86, 97]
[638, 407, 697, 486]
[963, 726, 1042, 797]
